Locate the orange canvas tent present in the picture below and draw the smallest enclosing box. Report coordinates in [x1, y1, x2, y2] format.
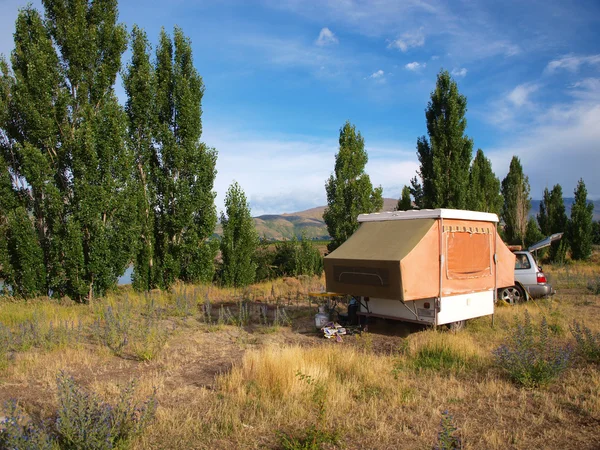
[324, 209, 515, 326]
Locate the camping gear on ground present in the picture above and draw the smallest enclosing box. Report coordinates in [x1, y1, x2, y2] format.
[321, 322, 347, 341]
[314, 305, 330, 329]
[324, 209, 516, 327]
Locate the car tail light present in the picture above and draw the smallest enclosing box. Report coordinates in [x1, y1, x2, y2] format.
[537, 272, 547, 283]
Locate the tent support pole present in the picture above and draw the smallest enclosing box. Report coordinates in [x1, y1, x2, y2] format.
[436, 217, 444, 330]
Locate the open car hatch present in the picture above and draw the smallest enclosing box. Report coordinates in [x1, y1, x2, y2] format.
[528, 232, 564, 252]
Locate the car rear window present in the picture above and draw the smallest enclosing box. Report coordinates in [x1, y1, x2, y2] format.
[515, 254, 531, 270]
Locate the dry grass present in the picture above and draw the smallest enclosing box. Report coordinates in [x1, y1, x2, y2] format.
[1, 269, 600, 449]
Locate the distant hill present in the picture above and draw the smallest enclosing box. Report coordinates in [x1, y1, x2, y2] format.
[215, 198, 398, 241]
[215, 197, 599, 241]
[529, 198, 600, 221]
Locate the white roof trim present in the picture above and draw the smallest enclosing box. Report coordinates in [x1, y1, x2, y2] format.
[357, 209, 499, 223]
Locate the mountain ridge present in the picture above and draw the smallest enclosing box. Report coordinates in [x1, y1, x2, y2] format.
[216, 198, 600, 241]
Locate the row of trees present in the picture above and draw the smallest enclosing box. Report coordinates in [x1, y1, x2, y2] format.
[0, 3, 594, 299]
[324, 70, 596, 262]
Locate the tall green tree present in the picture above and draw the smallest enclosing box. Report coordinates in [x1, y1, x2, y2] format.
[501, 156, 531, 246]
[568, 179, 594, 260]
[466, 149, 503, 214]
[220, 182, 258, 287]
[537, 184, 568, 262]
[413, 70, 473, 209]
[123, 26, 156, 291]
[323, 121, 383, 252]
[5, 207, 46, 297]
[525, 217, 544, 249]
[592, 221, 600, 246]
[1, 2, 138, 300]
[152, 27, 218, 289]
[396, 185, 412, 211]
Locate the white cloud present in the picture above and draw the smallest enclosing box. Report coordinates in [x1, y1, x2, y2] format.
[388, 29, 425, 52]
[545, 54, 600, 73]
[368, 69, 387, 83]
[203, 123, 419, 216]
[487, 78, 600, 200]
[451, 67, 467, 77]
[315, 27, 338, 46]
[405, 61, 426, 71]
[507, 83, 540, 107]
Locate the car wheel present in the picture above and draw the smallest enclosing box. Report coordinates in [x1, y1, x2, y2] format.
[498, 285, 526, 305]
[447, 320, 466, 332]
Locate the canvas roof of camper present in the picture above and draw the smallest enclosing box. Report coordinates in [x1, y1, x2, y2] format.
[324, 209, 514, 302]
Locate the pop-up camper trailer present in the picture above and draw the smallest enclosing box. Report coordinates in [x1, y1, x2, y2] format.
[324, 209, 515, 328]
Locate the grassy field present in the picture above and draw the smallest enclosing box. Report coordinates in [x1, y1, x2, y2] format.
[0, 261, 599, 449]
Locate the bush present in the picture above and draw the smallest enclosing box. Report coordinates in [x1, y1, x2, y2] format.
[434, 410, 462, 450]
[91, 305, 132, 355]
[55, 372, 157, 449]
[493, 310, 571, 388]
[273, 236, 323, 279]
[587, 277, 600, 295]
[0, 373, 157, 450]
[130, 315, 168, 361]
[0, 401, 55, 450]
[0, 315, 82, 366]
[570, 320, 600, 363]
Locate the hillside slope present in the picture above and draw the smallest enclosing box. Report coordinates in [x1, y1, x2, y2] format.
[215, 198, 599, 241]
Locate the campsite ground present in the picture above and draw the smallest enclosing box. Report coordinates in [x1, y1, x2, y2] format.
[0, 254, 599, 449]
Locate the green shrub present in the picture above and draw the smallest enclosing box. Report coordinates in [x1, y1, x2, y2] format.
[493, 310, 571, 388]
[587, 277, 600, 295]
[435, 410, 462, 450]
[570, 320, 600, 363]
[0, 373, 157, 450]
[91, 305, 131, 355]
[130, 316, 168, 361]
[0, 401, 55, 450]
[56, 372, 157, 449]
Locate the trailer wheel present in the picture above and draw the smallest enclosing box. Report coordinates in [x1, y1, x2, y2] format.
[498, 285, 526, 305]
[447, 320, 466, 332]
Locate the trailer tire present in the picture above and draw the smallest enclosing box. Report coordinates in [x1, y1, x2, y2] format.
[447, 320, 466, 332]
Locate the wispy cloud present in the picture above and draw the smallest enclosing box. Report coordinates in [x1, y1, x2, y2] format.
[486, 77, 600, 198]
[545, 54, 600, 74]
[204, 123, 418, 215]
[405, 61, 426, 71]
[368, 69, 386, 83]
[451, 67, 467, 77]
[388, 29, 425, 52]
[507, 83, 540, 107]
[315, 27, 338, 46]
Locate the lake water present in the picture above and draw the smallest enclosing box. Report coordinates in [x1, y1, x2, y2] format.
[0, 265, 134, 294]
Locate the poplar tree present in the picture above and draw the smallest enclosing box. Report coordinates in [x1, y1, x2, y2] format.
[152, 27, 218, 288]
[537, 184, 568, 261]
[220, 182, 258, 287]
[396, 185, 412, 211]
[568, 179, 594, 260]
[501, 156, 531, 246]
[2, 1, 137, 300]
[124, 26, 156, 291]
[466, 149, 503, 215]
[323, 121, 383, 252]
[413, 70, 473, 209]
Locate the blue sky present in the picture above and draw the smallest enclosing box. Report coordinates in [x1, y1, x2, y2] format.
[1, 0, 599, 216]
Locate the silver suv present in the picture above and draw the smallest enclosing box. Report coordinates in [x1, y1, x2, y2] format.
[497, 233, 561, 304]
